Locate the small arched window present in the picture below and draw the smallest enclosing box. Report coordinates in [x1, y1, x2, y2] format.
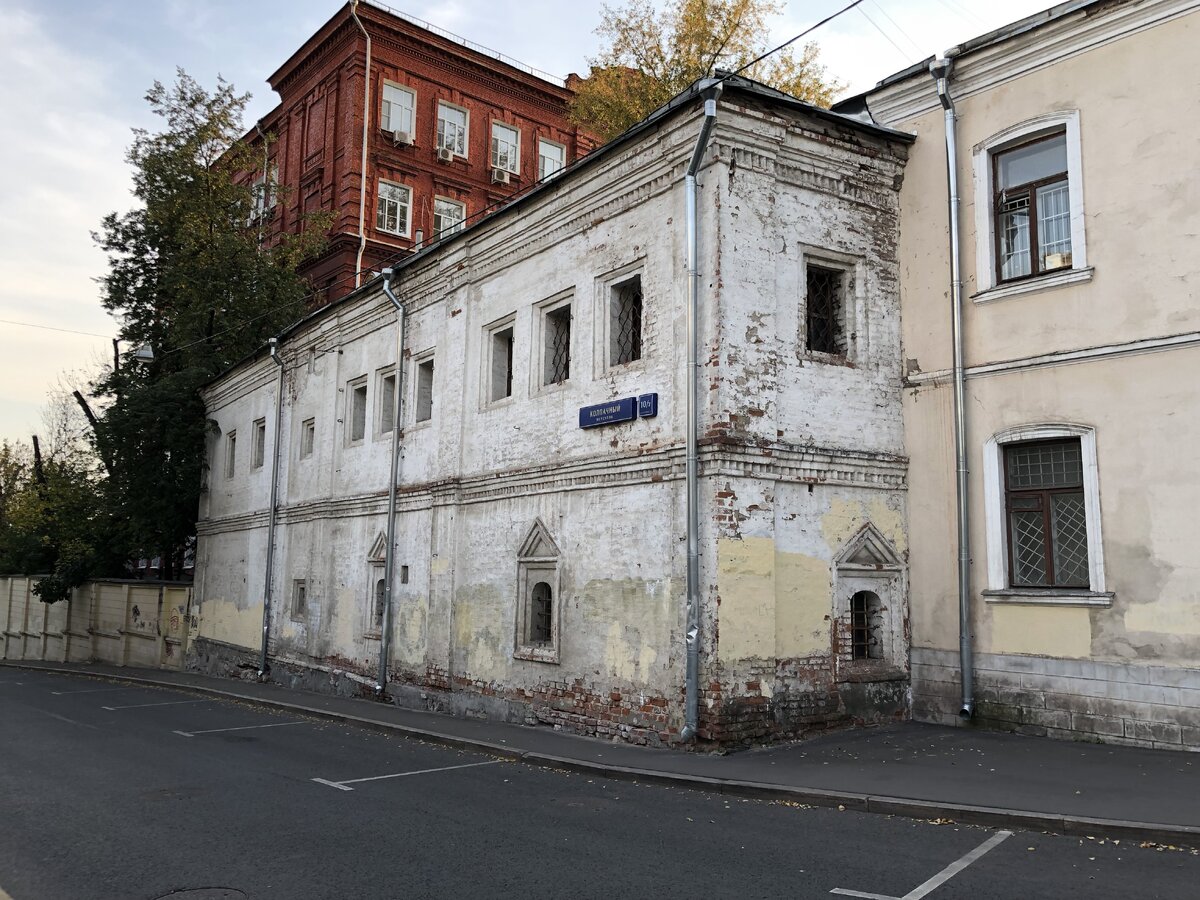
[530, 582, 553, 645]
[850, 590, 883, 660]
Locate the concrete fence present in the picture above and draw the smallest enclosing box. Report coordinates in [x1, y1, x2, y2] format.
[0, 575, 193, 670]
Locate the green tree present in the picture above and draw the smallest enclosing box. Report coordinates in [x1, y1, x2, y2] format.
[571, 0, 844, 140]
[91, 71, 327, 580]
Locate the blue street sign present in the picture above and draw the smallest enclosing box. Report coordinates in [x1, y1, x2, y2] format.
[578, 397, 637, 429]
[638, 393, 658, 418]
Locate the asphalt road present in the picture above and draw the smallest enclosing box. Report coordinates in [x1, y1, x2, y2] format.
[0, 669, 1196, 900]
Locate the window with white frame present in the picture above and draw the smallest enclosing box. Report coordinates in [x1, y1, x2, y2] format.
[484, 317, 515, 404]
[973, 111, 1088, 297]
[347, 377, 368, 444]
[251, 418, 266, 470]
[375, 180, 411, 236]
[380, 82, 415, 136]
[491, 122, 520, 173]
[433, 197, 465, 238]
[414, 354, 434, 423]
[378, 369, 397, 435]
[538, 139, 565, 179]
[300, 418, 315, 460]
[514, 519, 561, 663]
[436, 103, 467, 156]
[982, 424, 1108, 601]
[224, 430, 237, 478]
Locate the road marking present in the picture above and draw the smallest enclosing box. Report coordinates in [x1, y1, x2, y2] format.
[831, 831, 1012, 900]
[313, 760, 502, 791]
[51, 687, 134, 695]
[0, 681, 24, 686]
[37, 709, 98, 729]
[102, 698, 213, 711]
[174, 720, 307, 738]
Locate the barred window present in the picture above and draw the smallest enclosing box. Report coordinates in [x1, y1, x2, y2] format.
[805, 265, 845, 356]
[609, 276, 643, 366]
[1004, 438, 1089, 587]
[850, 591, 884, 660]
[543, 303, 571, 386]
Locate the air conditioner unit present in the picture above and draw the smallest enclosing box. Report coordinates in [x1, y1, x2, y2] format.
[491, 168, 511, 185]
[392, 130, 412, 147]
[436, 147, 454, 163]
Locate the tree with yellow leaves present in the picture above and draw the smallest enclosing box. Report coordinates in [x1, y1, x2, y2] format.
[571, 0, 844, 140]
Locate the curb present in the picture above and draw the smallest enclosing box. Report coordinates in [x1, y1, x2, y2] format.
[8, 662, 1199, 848]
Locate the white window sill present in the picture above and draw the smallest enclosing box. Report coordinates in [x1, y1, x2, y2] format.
[983, 588, 1113, 608]
[972, 267, 1094, 304]
[514, 646, 560, 665]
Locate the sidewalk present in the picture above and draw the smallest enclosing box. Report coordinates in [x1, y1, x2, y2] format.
[6, 659, 1198, 845]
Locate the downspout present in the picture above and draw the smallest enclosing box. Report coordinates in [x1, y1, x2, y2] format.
[259, 337, 286, 678]
[349, 0, 371, 287]
[376, 268, 406, 695]
[681, 81, 723, 743]
[930, 58, 974, 719]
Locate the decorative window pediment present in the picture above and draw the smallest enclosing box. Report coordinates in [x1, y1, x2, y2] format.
[368, 530, 387, 563]
[518, 519, 559, 561]
[835, 523, 902, 570]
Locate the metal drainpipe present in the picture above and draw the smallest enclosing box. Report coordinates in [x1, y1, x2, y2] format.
[681, 81, 722, 743]
[930, 58, 974, 719]
[349, 0, 371, 288]
[376, 268, 406, 695]
[259, 337, 286, 678]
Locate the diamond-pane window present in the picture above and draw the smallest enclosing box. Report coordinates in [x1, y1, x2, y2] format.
[1004, 439, 1088, 587]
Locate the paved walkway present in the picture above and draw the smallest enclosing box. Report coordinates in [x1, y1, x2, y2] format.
[5, 659, 1198, 845]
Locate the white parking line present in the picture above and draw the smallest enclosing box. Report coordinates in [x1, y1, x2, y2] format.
[831, 830, 1012, 900]
[51, 687, 134, 695]
[102, 698, 213, 711]
[313, 760, 502, 791]
[174, 720, 307, 738]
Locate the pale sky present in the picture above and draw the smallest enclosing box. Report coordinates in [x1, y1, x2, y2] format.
[0, 0, 1052, 444]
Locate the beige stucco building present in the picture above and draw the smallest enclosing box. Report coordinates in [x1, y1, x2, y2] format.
[835, 0, 1200, 748]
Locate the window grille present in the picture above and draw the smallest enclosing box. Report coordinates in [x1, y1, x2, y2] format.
[530, 582, 553, 645]
[544, 305, 571, 385]
[1005, 439, 1088, 587]
[850, 591, 883, 660]
[806, 265, 844, 355]
[373, 578, 385, 630]
[611, 278, 643, 366]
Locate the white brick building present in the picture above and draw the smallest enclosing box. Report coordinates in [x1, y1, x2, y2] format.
[193, 76, 913, 744]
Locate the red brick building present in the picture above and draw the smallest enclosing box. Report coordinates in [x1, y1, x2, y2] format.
[247, 0, 597, 304]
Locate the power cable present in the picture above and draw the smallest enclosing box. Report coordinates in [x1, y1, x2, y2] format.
[728, 0, 867, 79]
[0, 318, 114, 340]
[857, 6, 912, 62]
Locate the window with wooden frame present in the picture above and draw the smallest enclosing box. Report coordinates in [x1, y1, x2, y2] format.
[1004, 438, 1089, 588]
[993, 132, 1072, 283]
